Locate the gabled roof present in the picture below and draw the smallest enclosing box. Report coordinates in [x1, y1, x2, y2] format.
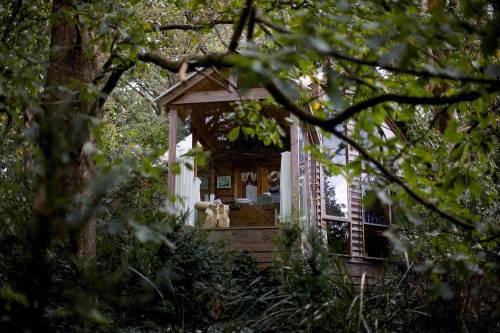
[154, 71, 199, 103]
[155, 68, 219, 107]
[154, 68, 275, 109]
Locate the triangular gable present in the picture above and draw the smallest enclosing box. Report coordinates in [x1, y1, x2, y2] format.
[154, 68, 216, 107]
[155, 69, 270, 108]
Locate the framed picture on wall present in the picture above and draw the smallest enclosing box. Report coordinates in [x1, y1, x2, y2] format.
[217, 176, 231, 189]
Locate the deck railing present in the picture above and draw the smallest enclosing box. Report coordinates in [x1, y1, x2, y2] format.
[362, 209, 389, 226]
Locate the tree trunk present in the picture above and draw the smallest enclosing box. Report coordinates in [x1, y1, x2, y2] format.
[40, 0, 98, 256]
[28, 1, 99, 328]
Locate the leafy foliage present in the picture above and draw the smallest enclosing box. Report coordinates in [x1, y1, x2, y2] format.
[0, 0, 499, 331]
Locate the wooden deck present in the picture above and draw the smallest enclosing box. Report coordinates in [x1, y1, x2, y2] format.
[203, 226, 279, 266]
[201, 226, 385, 282]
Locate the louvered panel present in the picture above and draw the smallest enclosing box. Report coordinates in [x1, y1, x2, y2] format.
[351, 226, 363, 232]
[351, 206, 362, 211]
[352, 224, 363, 230]
[345, 121, 363, 259]
[351, 242, 363, 249]
[351, 250, 364, 257]
[349, 173, 364, 258]
[315, 161, 322, 227]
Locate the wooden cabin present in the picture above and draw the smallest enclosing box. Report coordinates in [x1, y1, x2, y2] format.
[156, 69, 393, 278]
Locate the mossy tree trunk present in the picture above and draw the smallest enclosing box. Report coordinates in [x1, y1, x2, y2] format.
[43, 0, 97, 256]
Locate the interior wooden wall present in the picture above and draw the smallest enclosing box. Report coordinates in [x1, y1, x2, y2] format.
[199, 156, 281, 204]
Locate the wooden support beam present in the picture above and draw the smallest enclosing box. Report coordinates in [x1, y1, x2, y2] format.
[168, 107, 177, 195]
[263, 168, 269, 193]
[234, 167, 242, 199]
[210, 168, 215, 195]
[256, 167, 269, 195]
[171, 88, 269, 105]
[257, 167, 262, 196]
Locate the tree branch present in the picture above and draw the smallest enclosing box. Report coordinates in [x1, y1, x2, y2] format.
[247, 6, 257, 41]
[137, 51, 233, 72]
[333, 128, 475, 230]
[228, 0, 254, 52]
[232, 15, 499, 86]
[329, 85, 500, 126]
[127, 82, 160, 114]
[264, 78, 475, 230]
[323, 49, 500, 86]
[138, 50, 499, 133]
[255, 13, 291, 34]
[133, 42, 494, 232]
[156, 19, 233, 32]
[93, 62, 134, 115]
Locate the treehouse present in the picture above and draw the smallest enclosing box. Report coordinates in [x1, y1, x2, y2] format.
[156, 69, 394, 279]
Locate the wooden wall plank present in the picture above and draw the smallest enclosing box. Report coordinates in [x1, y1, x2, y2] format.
[234, 167, 242, 199]
[256, 167, 269, 195]
[205, 227, 279, 265]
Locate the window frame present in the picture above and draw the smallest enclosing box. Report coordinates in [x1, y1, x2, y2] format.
[320, 124, 351, 255]
[360, 173, 392, 259]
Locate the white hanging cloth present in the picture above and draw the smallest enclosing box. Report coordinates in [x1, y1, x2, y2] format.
[241, 172, 257, 183]
[175, 156, 198, 226]
[280, 151, 292, 219]
[245, 185, 257, 203]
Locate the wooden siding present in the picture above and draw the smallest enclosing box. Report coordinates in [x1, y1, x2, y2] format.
[316, 121, 387, 279]
[345, 259, 385, 284]
[346, 121, 364, 260]
[205, 226, 279, 266]
[203, 227, 385, 280]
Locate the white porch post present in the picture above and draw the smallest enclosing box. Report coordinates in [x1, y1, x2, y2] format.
[290, 115, 300, 213]
[168, 106, 177, 195]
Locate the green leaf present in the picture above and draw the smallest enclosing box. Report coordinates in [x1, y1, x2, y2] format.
[172, 162, 181, 175]
[242, 127, 255, 137]
[228, 126, 240, 142]
[326, 71, 343, 110]
[454, 175, 467, 195]
[444, 119, 463, 144]
[449, 143, 465, 161]
[308, 37, 331, 53]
